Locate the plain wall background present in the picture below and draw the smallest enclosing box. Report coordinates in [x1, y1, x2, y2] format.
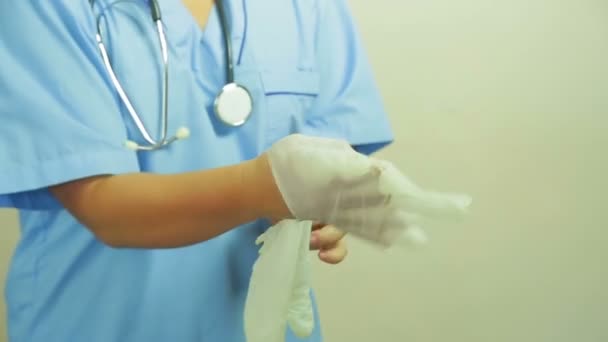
[1, 0, 607, 341]
[0, 211, 16, 341]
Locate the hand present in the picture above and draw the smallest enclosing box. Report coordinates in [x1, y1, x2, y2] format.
[309, 223, 348, 265]
[262, 134, 471, 247]
[265, 133, 383, 227]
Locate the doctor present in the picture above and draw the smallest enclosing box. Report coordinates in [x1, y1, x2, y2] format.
[0, 0, 396, 341]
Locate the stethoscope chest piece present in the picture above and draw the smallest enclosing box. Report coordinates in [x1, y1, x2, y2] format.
[214, 82, 253, 127]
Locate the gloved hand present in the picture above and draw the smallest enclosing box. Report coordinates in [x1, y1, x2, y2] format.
[265, 134, 471, 247]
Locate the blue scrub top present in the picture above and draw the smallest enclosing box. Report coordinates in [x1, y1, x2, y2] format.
[0, 0, 393, 341]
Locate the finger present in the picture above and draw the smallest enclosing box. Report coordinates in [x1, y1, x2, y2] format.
[311, 222, 325, 231]
[373, 160, 472, 218]
[317, 225, 346, 247]
[377, 213, 422, 246]
[375, 160, 423, 195]
[396, 191, 472, 219]
[328, 209, 415, 246]
[337, 193, 390, 210]
[310, 225, 346, 250]
[310, 223, 328, 250]
[318, 239, 348, 265]
[331, 208, 417, 233]
[399, 225, 429, 245]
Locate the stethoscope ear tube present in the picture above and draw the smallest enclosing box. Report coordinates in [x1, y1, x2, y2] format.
[214, 0, 234, 83]
[90, 0, 254, 151]
[150, 0, 162, 21]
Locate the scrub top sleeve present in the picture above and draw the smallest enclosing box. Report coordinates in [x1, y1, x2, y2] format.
[303, 0, 394, 155]
[0, 3, 140, 210]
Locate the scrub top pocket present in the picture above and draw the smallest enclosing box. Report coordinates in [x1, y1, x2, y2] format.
[258, 69, 321, 147]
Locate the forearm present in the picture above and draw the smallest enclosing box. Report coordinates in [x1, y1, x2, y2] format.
[51, 156, 286, 249]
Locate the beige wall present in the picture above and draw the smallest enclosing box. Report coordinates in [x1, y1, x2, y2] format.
[312, 0, 608, 341]
[0, 210, 17, 341]
[2, 0, 607, 341]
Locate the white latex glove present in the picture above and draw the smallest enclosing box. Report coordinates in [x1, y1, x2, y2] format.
[244, 220, 314, 342]
[285, 223, 314, 338]
[371, 157, 472, 246]
[267, 134, 471, 247]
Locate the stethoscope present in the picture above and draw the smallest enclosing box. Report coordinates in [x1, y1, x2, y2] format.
[90, 0, 253, 151]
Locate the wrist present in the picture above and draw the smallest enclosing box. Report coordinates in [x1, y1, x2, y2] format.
[240, 154, 291, 221]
